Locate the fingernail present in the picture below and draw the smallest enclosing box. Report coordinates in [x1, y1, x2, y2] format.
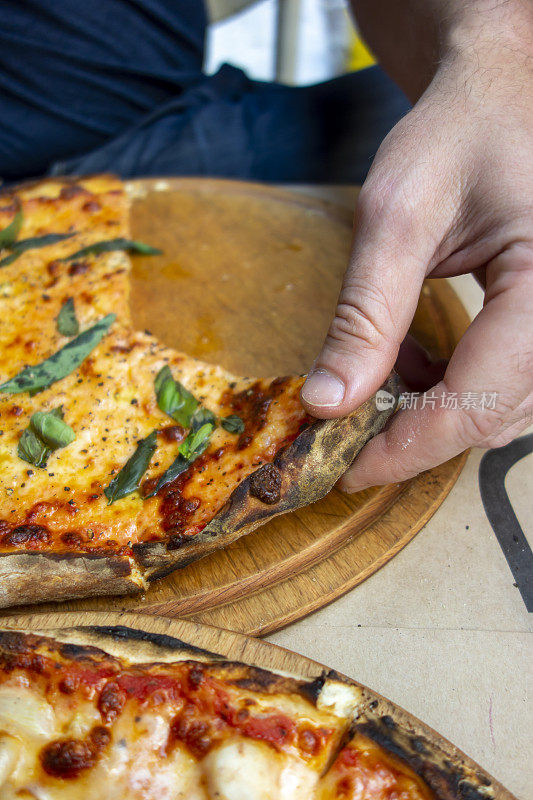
[301, 369, 345, 407]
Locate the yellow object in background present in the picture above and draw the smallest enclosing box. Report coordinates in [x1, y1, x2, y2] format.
[347, 30, 375, 71]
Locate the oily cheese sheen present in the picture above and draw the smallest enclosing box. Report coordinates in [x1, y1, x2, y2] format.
[0, 627, 435, 799]
[0, 176, 398, 607]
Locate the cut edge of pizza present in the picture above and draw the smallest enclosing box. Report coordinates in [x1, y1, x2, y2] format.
[0, 175, 398, 608]
[0, 620, 501, 799]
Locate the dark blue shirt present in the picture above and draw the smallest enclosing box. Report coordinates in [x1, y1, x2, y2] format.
[0, 1, 206, 178]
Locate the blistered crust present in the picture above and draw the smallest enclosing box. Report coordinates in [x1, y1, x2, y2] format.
[0, 551, 144, 608]
[138, 374, 399, 579]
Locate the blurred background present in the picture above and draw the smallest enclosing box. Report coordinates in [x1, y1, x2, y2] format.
[206, 0, 375, 85]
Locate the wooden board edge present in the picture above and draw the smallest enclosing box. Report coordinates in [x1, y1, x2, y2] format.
[160, 451, 469, 634]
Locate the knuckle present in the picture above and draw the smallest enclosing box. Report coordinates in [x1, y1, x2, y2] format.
[357, 182, 403, 228]
[459, 409, 501, 445]
[456, 394, 530, 448]
[482, 402, 533, 448]
[357, 176, 418, 238]
[326, 300, 392, 355]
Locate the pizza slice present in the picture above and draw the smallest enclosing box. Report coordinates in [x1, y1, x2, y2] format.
[0, 624, 434, 799]
[315, 732, 434, 799]
[0, 176, 397, 607]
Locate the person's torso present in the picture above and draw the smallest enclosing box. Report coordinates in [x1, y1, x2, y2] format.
[0, 0, 207, 178]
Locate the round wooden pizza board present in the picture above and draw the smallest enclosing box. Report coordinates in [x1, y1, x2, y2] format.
[1, 610, 516, 800]
[6, 179, 470, 634]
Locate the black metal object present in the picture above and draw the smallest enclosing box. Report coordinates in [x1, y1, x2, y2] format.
[479, 434, 533, 611]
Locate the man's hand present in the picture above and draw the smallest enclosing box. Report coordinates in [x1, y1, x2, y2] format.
[300, 2, 533, 492]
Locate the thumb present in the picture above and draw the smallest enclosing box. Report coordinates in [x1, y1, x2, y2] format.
[300, 190, 430, 418]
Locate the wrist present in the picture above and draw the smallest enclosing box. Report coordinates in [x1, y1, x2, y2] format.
[426, 1, 533, 112]
[442, 0, 533, 66]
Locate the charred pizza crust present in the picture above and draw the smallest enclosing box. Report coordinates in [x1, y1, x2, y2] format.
[0, 616, 511, 800]
[0, 376, 397, 605]
[0, 175, 398, 607]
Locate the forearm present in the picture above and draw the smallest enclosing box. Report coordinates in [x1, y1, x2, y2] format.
[350, 0, 532, 101]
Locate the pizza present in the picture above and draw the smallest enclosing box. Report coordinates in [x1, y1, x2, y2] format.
[0, 619, 487, 800]
[0, 175, 397, 608]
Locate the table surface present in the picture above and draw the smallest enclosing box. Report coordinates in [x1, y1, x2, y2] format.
[266, 186, 532, 800]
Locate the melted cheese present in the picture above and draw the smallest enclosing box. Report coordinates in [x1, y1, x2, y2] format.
[0, 630, 435, 800]
[203, 738, 317, 800]
[0, 176, 308, 599]
[0, 684, 55, 739]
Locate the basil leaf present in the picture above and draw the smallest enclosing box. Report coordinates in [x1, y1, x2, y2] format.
[18, 429, 51, 469]
[145, 455, 189, 498]
[0, 209, 23, 249]
[146, 422, 214, 498]
[154, 364, 172, 395]
[0, 218, 72, 267]
[179, 422, 214, 461]
[191, 406, 217, 432]
[221, 414, 245, 434]
[61, 238, 162, 262]
[0, 313, 116, 395]
[104, 431, 157, 504]
[17, 406, 75, 468]
[155, 366, 198, 427]
[0, 252, 20, 268]
[56, 297, 79, 336]
[30, 407, 75, 449]
[11, 232, 73, 253]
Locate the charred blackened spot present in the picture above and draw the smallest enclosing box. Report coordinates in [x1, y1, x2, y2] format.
[40, 725, 110, 779]
[458, 781, 493, 800]
[98, 681, 127, 723]
[249, 463, 282, 504]
[410, 736, 429, 755]
[2, 524, 50, 548]
[167, 533, 190, 550]
[298, 675, 325, 706]
[68, 260, 89, 276]
[8, 405, 23, 417]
